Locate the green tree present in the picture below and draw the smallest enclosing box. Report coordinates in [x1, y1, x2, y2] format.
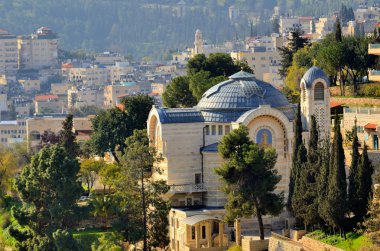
[279, 28, 309, 78]
[119, 129, 169, 250]
[356, 143, 374, 222]
[317, 137, 331, 226]
[121, 94, 155, 132]
[80, 159, 104, 194]
[11, 146, 83, 250]
[59, 114, 80, 157]
[53, 229, 79, 251]
[162, 76, 197, 108]
[216, 126, 284, 240]
[363, 184, 380, 246]
[287, 103, 303, 212]
[98, 163, 121, 194]
[291, 143, 308, 221]
[348, 120, 361, 221]
[91, 233, 123, 251]
[294, 116, 320, 228]
[335, 17, 342, 42]
[325, 115, 347, 234]
[91, 194, 118, 228]
[89, 107, 129, 163]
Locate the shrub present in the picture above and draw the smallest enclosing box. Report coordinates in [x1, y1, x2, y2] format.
[227, 245, 242, 251]
[0, 212, 11, 229]
[359, 84, 380, 97]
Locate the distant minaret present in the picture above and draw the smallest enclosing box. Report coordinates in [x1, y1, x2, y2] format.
[194, 29, 203, 55]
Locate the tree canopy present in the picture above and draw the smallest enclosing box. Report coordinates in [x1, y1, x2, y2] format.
[216, 125, 284, 240]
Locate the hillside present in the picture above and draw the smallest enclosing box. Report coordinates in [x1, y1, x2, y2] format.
[0, 0, 376, 59]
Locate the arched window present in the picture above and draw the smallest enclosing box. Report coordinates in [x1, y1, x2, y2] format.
[314, 82, 324, 101]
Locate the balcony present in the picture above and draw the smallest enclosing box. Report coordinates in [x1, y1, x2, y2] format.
[368, 44, 380, 56]
[168, 183, 207, 194]
[369, 70, 380, 82]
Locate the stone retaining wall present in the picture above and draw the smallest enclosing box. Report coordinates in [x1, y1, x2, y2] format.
[242, 237, 269, 251]
[331, 97, 380, 106]
[268, 233, 303, 251]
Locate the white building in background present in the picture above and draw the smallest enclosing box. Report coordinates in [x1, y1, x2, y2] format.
[0, 29, 18, 76]
[18, 27, 58, 70]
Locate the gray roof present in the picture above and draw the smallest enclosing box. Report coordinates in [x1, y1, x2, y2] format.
[156, 70, 295, 124]
[301, 66, 330, 88]
[157, 108, 204, 124]
[202, 142, 219, 152]
[197, 71, 291, 111]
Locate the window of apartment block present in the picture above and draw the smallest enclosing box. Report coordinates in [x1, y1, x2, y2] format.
[211, 125, 216, 135]
[205, 125, 210, 135]
[225, 125, 231, 134]
[195, 173, 201, 184]
[218, 125, 223, 135]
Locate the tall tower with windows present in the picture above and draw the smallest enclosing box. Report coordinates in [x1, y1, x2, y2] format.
[300, 66, 331, 139]
[194, 29, 203, 55]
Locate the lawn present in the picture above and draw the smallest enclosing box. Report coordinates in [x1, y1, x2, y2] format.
[73, 228, 116, 251]
[307, 230, 373, 251]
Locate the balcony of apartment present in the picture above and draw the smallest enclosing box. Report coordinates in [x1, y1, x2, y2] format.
[368, 44, 380, 56]
[168, 183, 207, 195]
[369, 69, 380, 82]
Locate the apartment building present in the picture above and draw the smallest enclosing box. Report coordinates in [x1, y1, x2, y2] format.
[18, 27, 58, 70]
[63, 65, 109, 86]
[104, 82, 140, 108]
[27, 115, 92, 150]
[107, 62, 134, 83]
[0, 120, 26, 146]
[280, 16, 315, 35]
[18, 79, 41, 93]
[0, 29, 18, 76]
[95, 52, 125, 66]
[368, 35, 380, 82]
[34, 94, 64, 114]
[230, 47, 281, 81]
[68, 86, 104, 109]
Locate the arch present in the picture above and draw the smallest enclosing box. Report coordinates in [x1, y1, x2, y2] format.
[148, 114, 158, 145]
[236, 106, 293, 152]
[314, 82, 324, 101]
[301, 81, 307, 102]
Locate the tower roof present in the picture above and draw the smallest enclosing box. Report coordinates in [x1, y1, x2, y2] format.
[301, 66, 330, 89]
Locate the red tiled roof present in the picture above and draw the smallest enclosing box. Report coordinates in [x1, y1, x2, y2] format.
[62, 63, 73, 68]
[117, 93, 130, 99]
[364, 123, 378, 130]
[330, 102, 345, 108]
[35, 94, 59, 102]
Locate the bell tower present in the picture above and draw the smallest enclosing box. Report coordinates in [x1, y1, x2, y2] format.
[300, 67, 331, 139]
[194, 29, 203, 55]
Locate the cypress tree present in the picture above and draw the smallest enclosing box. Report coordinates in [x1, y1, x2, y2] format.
[291, 143, 308, 221]
[335, 17, 342, 42]
[295, 116, 320, 228]
[60, 114, 80, 157]
[325, 114, 347, 233]
[356, 143, 374, 222]
[288, 103, 303, 212]
[348, 120, 361, 220]
[318, 136, 331, 226]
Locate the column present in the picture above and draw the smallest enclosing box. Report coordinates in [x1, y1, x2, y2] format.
[218, 222, 224, 247]
[207, 221, 212, 248]
[195, 224, 200, 248]
[235, 218, 241, 246]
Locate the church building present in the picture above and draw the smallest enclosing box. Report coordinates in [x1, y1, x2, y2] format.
[147, 67, 330, 251]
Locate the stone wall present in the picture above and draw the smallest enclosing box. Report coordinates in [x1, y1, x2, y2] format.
[330, 86, 355, 97]
[301, 236, 344, 251]
[242, 237, 269, 251]
[331, 97, 380, 106]
[268, 233, 303, 251]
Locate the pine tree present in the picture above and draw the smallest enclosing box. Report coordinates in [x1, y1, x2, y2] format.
[356, 143, 374, 222]
[348, 120, 361, 220]
[288, 103, 303, 212]
[335, 17, 342, 42]
[325, 115, 347, 233]
[59, 114, 80, 157]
